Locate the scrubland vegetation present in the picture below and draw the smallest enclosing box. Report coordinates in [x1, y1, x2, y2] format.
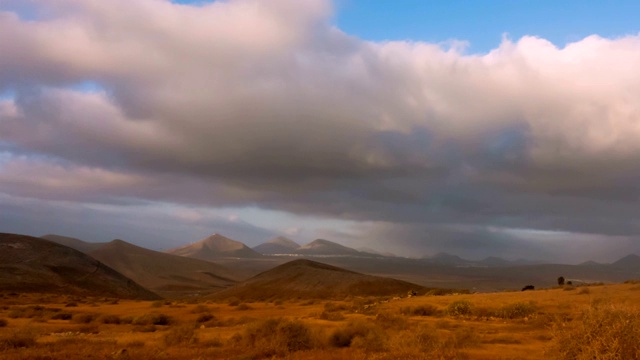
[1, 282, 639, 359]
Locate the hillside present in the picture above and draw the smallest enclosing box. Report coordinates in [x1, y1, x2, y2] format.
[88, 239, 238, 297]
[295, 239, 363, 256]
[168, 234, 262, 260]
[41, 234, 107, 253]
[210, 259, 431, 300]
[0, 233, 159, 300]
[253, 236, 300, 254]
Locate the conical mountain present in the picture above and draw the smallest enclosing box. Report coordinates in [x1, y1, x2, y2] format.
[295, 239, 362, 256]
[168, 233, 262, 260]
[612, 254, 640, 269]
[253, 236, 300, 254]
[41, 234, 107, 253]
[211, 259, 430, 300]
[0, 233, 159, 299]
[89, 239, 238, 297]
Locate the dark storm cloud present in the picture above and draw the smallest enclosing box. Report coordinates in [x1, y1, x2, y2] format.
[1, 0, 640, 261]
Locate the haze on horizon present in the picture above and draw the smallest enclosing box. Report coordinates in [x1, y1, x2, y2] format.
[1, 0, 640, 263]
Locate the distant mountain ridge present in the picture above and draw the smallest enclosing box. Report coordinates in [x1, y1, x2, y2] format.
[41, 234, 107, 253]
[168, 233, 262, 260]
[295, 239, 366, 256]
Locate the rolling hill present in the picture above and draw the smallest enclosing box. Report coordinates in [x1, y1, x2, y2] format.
[252, 236, 300, 254]
[210, 259, 430, 300]
[168, 234, 262, 260]
[87, 239, 239, 297]
[0, 233, 159, 299]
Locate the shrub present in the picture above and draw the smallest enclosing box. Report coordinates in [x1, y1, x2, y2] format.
[196, 313, 216, 323]
[72, 313, 96, 324]
[236, 303, 252, 311]
[401, 304, 439, 316]
[495, 301, 537, 319]
[0, 318, 7, 327]
[330, 318, 386, 350]
[549, 303, 640, 359]
[65, 302, 78, 307]
[324, 302, 347, 312]
[133, 313, 172, 326]
[577, 287, 591, 295]
[319, 310, 345, 321]
[447, 300, 473, 317]
[50, 312, 73, 320]
[228, 298, 240, 306]
[7, 305, 61, 320]
[164, 325, 198, 346]
[0, 328, 37, 350]
[375, 311, 408, 330]
[151, 300, 164, 308]
[236, 318, 317, 357]
[387, 325, 469, 359]
[191, 304, 209, 314]
[133, 325, 157, 333]
[100, 315, 121, 324]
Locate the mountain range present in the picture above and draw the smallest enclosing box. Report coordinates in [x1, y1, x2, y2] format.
[0, 233, 159, 299]
[167, 233, 263, 260]
[2, 230, 640, 299]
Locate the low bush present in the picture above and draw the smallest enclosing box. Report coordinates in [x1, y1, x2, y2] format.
[133, 324, 157, 333]
[196, 313, 216, 323]
[401, 304, 439, 316]
[100, 315, 121, 324]
[577, 287, 591, 295]
[549, 303, 640, 359]
[132, 313, 172, 326]
[330, 318, 386, 351]
[447, 300, 473, 317]
[164, 325, 198, 346]
[0, 318, 7, 327]
[50, 312, 73, 320]
[495, 301, 537, 319]
[0, 328, 37, 350]
[227, 298, 240, 306]
[72, 313, 97, 324]
[7, 305, 61, 320]
[235, 318, 318, 357]
[191, 304, 209, 314]
[236, 303, 252, 311]
[324, 302, 348, 312]
[375, 311, 408, 330]
[319, 310, 345, 321]
[387, 325, 470, 359]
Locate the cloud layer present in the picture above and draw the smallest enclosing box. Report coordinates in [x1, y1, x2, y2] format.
[1, 0, 640, 261]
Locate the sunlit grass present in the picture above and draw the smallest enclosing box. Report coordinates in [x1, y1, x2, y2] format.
[0, 283, 638, 359]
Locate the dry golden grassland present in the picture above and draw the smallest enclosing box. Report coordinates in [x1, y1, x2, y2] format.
[1, 282, 639, 359]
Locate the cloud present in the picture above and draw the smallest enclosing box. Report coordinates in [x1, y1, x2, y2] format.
[1, 0, 640, 261]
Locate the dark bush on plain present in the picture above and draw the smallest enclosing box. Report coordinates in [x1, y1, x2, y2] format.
[133, 313, 172, 326]
[236, 318, 317, 357]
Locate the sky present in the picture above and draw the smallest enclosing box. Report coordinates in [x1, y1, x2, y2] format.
[1, 0, 640, 263]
